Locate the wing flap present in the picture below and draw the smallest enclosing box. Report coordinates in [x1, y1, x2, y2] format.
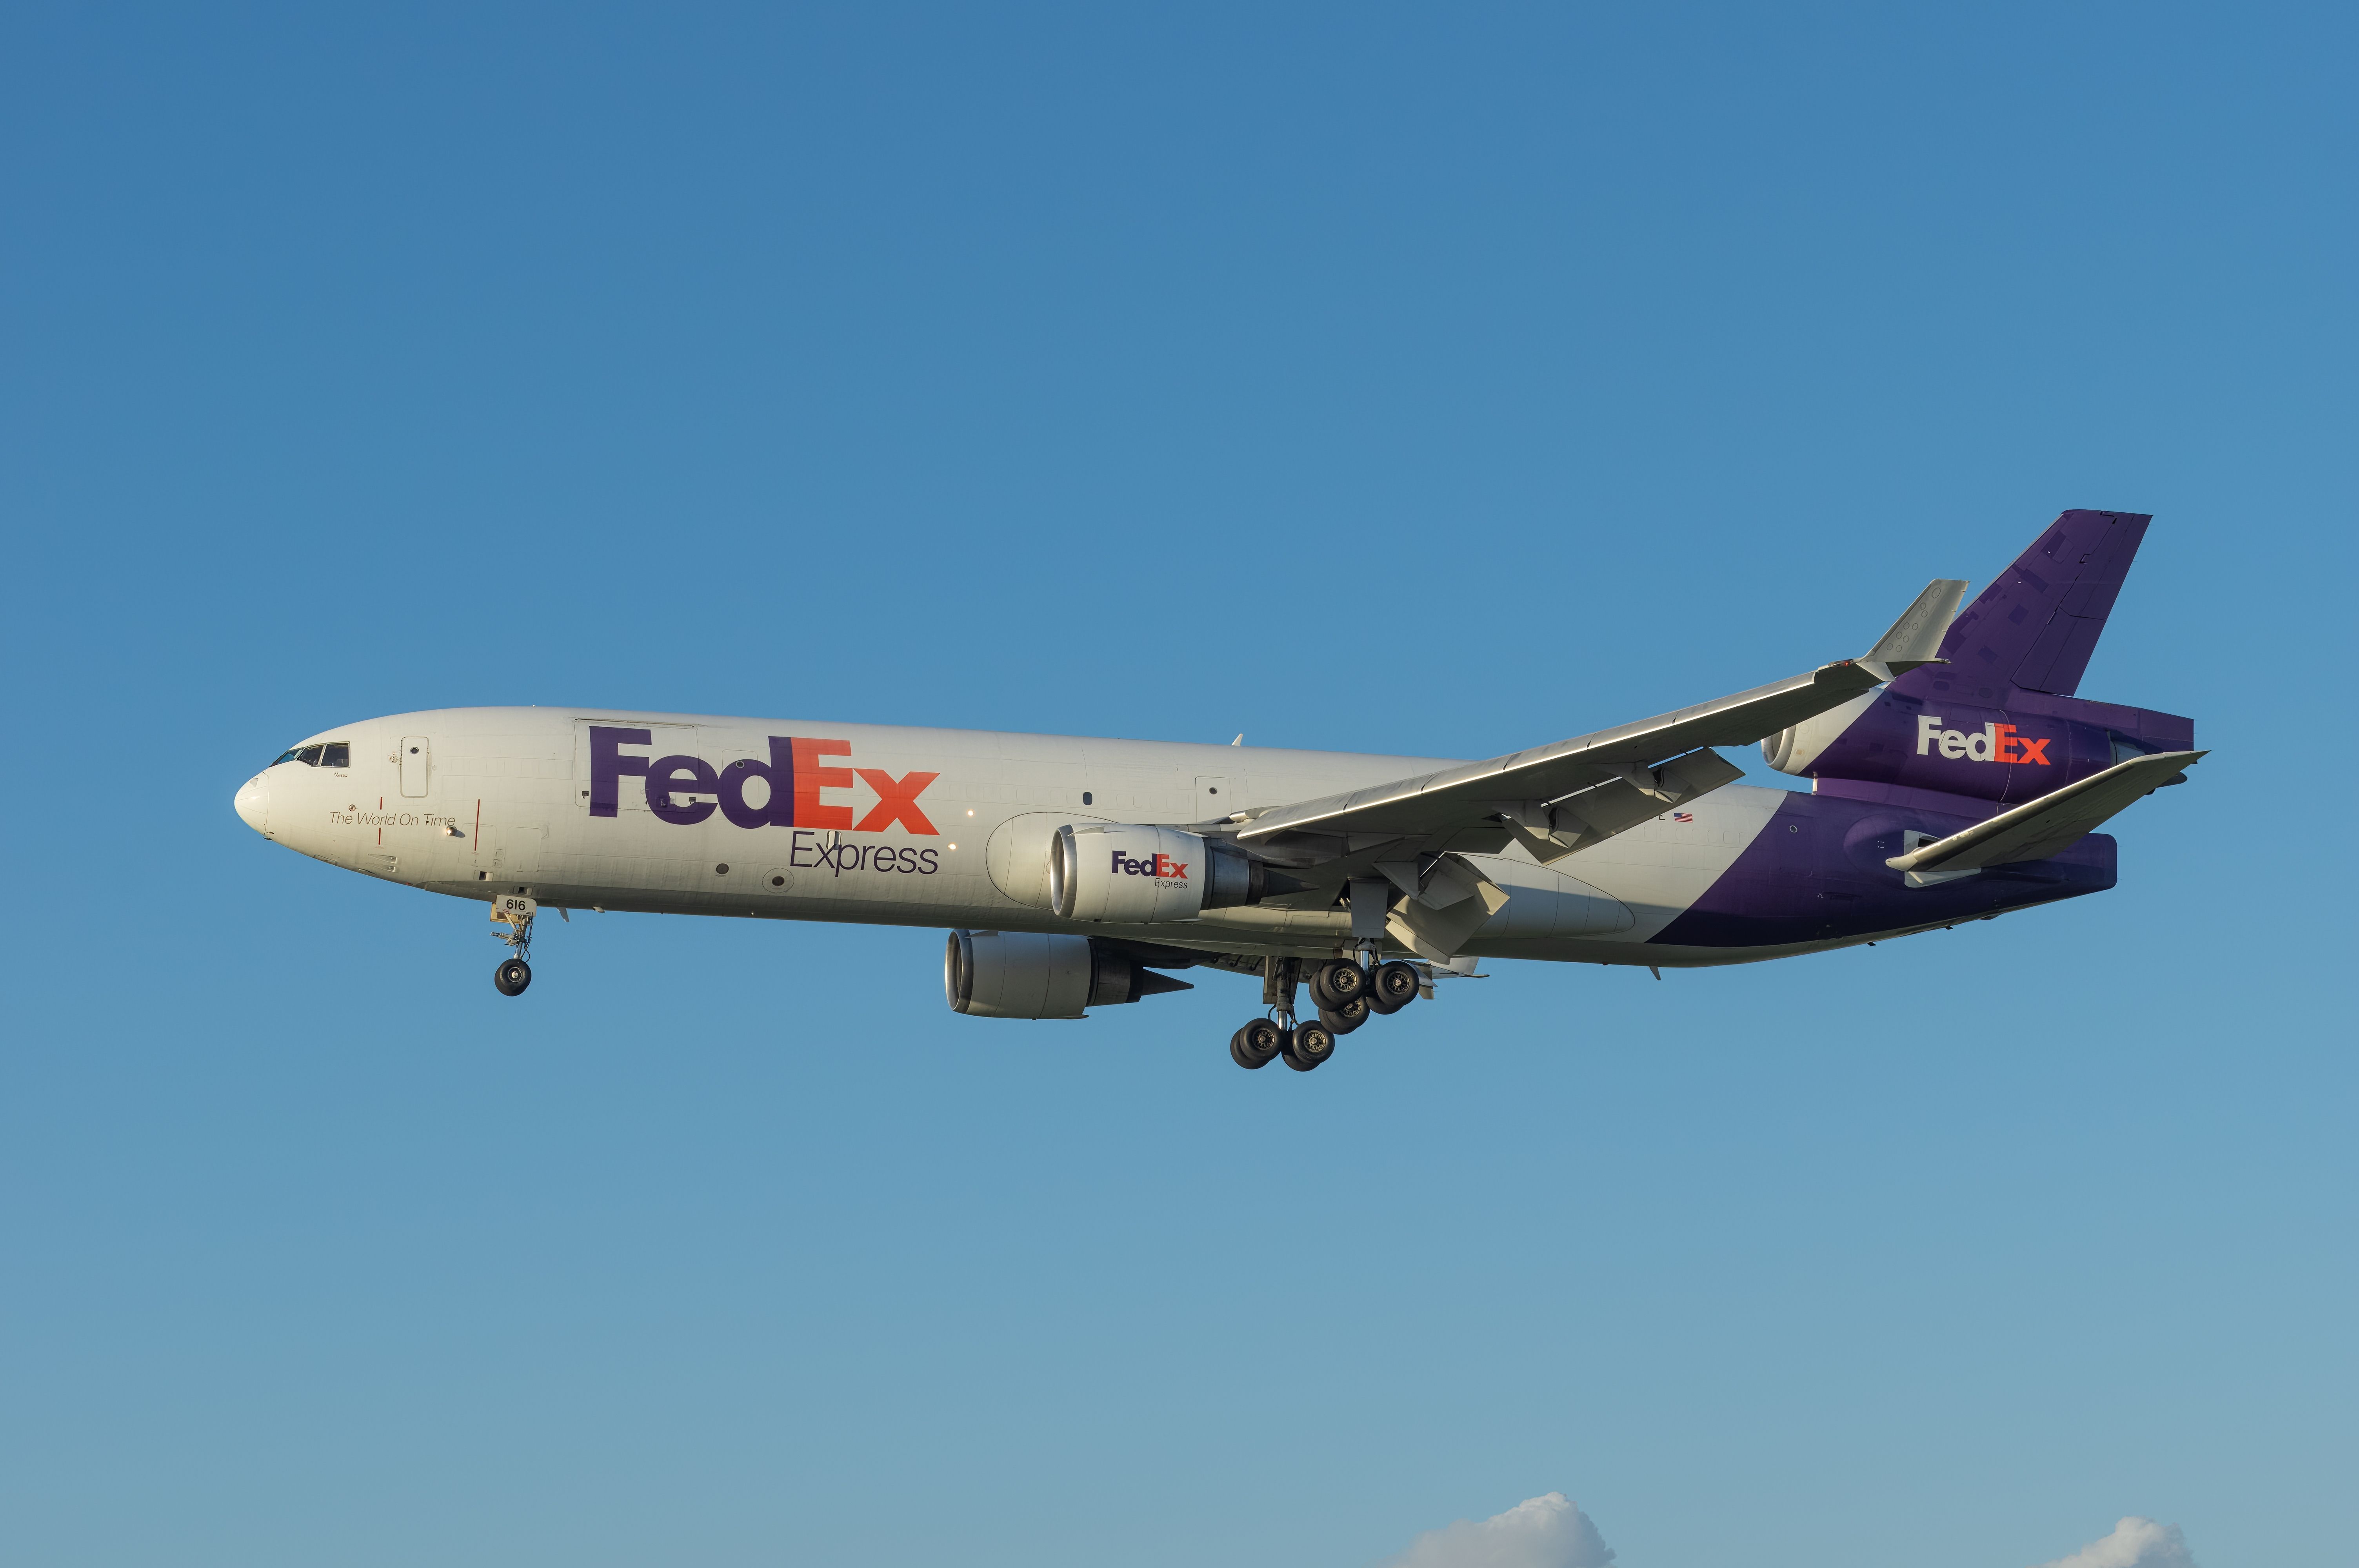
[1501, 746, 1747, 864]
[1886, 750, 2204, 875]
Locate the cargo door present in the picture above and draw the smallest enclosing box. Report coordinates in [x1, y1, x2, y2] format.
[399, 736, 431, 797]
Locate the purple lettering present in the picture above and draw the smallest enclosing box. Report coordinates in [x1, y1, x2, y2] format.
[647, 755, 720, 826]
[589, 726, 652, 817]
[718, 737, 796, 829]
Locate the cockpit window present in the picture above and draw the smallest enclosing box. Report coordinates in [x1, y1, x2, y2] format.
[271, 745, 328, 767]
[320, 742, 350, 768]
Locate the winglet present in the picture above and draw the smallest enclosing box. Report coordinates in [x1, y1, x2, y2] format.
[1859, 578, 1970, 683]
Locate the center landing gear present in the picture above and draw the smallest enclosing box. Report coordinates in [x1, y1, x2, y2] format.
[495, 956, 533, 995]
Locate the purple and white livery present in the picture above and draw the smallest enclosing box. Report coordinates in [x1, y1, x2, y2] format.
[233, 511, 2199, 1072]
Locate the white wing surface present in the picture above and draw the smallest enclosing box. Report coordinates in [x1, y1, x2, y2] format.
[1236, 578, 1968, 865]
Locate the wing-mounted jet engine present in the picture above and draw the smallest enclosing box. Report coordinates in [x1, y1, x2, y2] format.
[945, 929, 1194, 1019]
[1047, 824, 1301, 922]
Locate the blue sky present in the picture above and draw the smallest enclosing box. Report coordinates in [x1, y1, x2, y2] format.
[2, 6, 2351, 1566]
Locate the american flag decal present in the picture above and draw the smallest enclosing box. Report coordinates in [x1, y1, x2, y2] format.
[1672, 812, 1693, 822]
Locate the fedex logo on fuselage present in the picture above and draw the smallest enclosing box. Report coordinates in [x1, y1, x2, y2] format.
[588, 726, 940, 833]
[1114, 851, 1188, 881]
[1915, 715, 2052, 765]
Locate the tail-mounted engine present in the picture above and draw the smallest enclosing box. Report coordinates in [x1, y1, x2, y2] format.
[1047, 824, 1281, 922]
[944, 929, 1193, 1019]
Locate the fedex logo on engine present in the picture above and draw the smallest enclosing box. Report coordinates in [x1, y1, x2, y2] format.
[588, 726, 940, 832]
[1113, 851, 1189, 881]
[1915, 715, 2052, 765]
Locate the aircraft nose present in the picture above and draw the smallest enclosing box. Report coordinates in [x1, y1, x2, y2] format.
[234, 773, 270, 834]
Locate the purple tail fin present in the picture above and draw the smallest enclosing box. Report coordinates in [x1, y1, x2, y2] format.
[1762, 509, 2191, 810]
[1911, 510, 2151, 697]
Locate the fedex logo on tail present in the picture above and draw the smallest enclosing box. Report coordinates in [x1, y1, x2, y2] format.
[1114, 851, 1189, 881]
[589, 726, 940, 832]
[1915, 715, 2052, 766]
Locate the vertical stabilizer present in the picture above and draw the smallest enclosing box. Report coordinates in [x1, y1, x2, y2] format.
[1919, 510, 2152, 697]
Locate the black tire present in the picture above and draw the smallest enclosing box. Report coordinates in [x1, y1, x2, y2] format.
[494, 957, 532, 996]
[1283, 1020, 1336, 1071]
[1232, 1018, 1282, 1069]
[1308, 960, 1368, 1009]
[1318, 997, 1369, 1035]
[1367, 960, 1421, 1014]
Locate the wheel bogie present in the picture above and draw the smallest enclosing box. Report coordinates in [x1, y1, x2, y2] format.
[1367, 960, 1421, 1014]
[1307, 960, 1368, 1009]
[1282, 1020, 1336, 1070]
[1318, 997, 1369, 1034]
[1231, 1017, 1283, 1069]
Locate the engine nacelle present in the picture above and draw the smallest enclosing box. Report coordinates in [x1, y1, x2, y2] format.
[943, 930, 1192, 1019]
[1047, 823, 1271, 922]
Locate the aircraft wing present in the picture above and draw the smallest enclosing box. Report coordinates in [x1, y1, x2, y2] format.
[1885, 749, 2205, 876]
[1237, 577, 1969, 864]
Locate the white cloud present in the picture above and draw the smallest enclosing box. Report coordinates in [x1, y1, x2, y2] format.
[2033, 1517, 2199, 1568]
[1380, 1492, 1616, 1568]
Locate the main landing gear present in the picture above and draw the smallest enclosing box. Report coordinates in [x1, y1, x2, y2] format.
[1231, 955, 1426, 1072]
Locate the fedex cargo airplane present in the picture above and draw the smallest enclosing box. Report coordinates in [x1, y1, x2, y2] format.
[234, 510, 2198, 1072]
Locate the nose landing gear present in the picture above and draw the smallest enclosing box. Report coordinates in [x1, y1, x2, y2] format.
[491, 892, 537, 998]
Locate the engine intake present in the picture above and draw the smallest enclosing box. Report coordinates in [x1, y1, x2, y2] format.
[944, 930, 1193, 1019]
[1047, 824, 1276, 922]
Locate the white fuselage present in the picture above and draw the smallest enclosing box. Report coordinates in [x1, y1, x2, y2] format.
[234, 706, 1886, 967]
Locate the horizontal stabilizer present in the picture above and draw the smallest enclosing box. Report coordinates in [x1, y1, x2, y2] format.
[1886, 749, 2204, 875]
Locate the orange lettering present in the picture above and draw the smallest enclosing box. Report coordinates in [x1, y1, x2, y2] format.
[792, 739, 856, 829]
[852, 768, 940, 835]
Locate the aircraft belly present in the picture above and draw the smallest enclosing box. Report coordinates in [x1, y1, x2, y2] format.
[1646, 788, 2118, 953]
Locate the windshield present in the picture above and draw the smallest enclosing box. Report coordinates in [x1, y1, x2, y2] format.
[270, 744, 327, 767]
